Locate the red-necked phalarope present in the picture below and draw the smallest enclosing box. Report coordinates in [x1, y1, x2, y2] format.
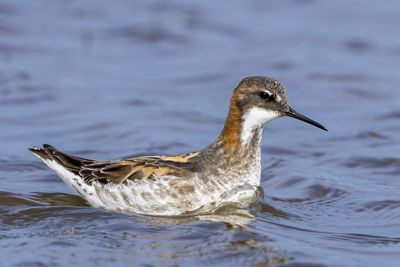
[29, 76, 327, 216]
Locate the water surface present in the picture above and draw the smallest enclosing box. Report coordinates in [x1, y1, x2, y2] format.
[1, 0, 400, 266]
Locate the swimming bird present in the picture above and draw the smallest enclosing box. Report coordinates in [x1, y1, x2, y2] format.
[29, 76, 327, 216]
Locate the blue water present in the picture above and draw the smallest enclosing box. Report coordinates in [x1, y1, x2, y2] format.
[1, 0, 400, 266]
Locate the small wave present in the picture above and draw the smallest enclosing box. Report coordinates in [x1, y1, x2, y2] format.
[345, 157, 400, 169]
[0, 159, 47, 173]
[328, 233, 400, 245]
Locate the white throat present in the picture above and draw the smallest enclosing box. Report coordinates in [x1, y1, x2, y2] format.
[241, 107, 279, 144]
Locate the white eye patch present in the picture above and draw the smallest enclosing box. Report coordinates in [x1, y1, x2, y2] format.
[263, 90, 272, 96]
[259, 90, 272, 100]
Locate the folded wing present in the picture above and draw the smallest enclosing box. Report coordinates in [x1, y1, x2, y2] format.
[29, 144, 199, 185]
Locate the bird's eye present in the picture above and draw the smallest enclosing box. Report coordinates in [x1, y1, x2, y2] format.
[259, 91, 274, 101]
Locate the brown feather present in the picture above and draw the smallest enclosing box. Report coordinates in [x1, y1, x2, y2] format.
[219, 91, 243, 152]
[29, 145, 198, 185]
[79, 158, 187, 184]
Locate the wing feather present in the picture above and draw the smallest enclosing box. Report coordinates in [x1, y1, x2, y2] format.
[79, 155, 198, 184]
[30, 144, 199, 185]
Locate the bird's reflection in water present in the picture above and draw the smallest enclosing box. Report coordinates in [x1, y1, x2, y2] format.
[126, 206, 252, 229]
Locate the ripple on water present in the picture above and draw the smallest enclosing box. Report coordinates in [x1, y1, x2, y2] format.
[0, 72, 53, 105]
[344, 156, 400, 175]
[327, 233, 400, 246]
[345, 87, 385, 100]
[327, 131, 389, 142]
[263, 146, 300, 156]
[0, 158, 46, 173]
[104, 24, 189, 44]
[0, 191, 92, 227]
[378, 111, 400, 120]
[353, 199, 400, 223]
[344, 39, 374, 52]
[271, 183, 348, 205]
[308, 73, 373, 82]
[1, 1, 400, 265]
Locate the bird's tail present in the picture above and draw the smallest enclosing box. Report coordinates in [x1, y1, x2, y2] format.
[28, 144, 96, 197]
[28, 144, 93, 175]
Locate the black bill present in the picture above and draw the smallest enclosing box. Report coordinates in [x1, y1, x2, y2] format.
[286, 107, 327, 131]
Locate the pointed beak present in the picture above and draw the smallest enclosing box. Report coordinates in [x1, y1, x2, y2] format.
[285, 106, 327, 131]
